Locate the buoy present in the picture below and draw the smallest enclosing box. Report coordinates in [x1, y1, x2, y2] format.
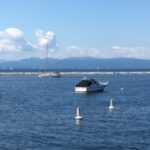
[109, 98, 115, 110]
[121, 88, 124, 91]
[75, 107, 83, 120]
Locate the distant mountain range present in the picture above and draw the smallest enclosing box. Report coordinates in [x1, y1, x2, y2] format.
[0, 57, 150, 70]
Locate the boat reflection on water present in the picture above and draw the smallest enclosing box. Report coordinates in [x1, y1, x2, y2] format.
[75, 119, 81, 125]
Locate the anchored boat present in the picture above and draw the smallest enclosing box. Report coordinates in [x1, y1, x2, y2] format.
[75, 78, 108, 93]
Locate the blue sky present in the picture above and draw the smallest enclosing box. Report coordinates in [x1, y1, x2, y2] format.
[0, 0, 150, 60]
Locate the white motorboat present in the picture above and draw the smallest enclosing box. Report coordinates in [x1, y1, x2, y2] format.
[75, 78, 108, 93]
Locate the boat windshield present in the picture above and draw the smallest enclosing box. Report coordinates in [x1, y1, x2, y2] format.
[76, 80, 92, 87]
[90, 79, 99, 85]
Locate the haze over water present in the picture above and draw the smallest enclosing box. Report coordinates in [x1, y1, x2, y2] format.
[0, 75, 149, 149]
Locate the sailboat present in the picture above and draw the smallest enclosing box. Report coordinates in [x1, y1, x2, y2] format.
[38, 44, 51, 78]
[38, 43, 61, 78]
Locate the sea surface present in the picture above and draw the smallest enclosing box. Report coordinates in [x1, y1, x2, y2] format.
[0, 75, 149, 150]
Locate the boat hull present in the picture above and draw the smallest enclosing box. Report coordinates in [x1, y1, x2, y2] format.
[38, 73, 51, 78]
[50, 73, 61, 78]
[75, 84, 107, 93]
[38, 72, 61, 78]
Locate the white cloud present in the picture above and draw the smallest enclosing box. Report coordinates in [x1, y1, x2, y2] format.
[35, 29, 56, 48]
[5, 28, 23, 39]
[65, 46, 86, 57]
[0, 28, 34, 54]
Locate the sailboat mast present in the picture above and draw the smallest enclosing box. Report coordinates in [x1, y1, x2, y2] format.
[45, 43, 48, 73]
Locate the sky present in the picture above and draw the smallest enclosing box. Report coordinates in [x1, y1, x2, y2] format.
[0, 0, 150, 60]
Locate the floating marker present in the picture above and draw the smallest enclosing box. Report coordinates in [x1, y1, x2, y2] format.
[75, 107, 83, 120]
[121, 88, 124, 91]
[109, 98, 115, 111]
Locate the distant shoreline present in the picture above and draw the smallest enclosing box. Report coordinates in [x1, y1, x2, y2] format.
[0, 71, 150, 76]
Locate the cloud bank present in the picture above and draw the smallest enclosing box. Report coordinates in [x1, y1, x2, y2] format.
[0, 27, 150, 60]
[57, 45, 150, 60]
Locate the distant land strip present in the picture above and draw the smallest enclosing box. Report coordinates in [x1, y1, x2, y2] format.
[0, 71, 150, 76]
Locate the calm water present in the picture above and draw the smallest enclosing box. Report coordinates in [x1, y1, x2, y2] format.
[0, 75, 149, 150]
